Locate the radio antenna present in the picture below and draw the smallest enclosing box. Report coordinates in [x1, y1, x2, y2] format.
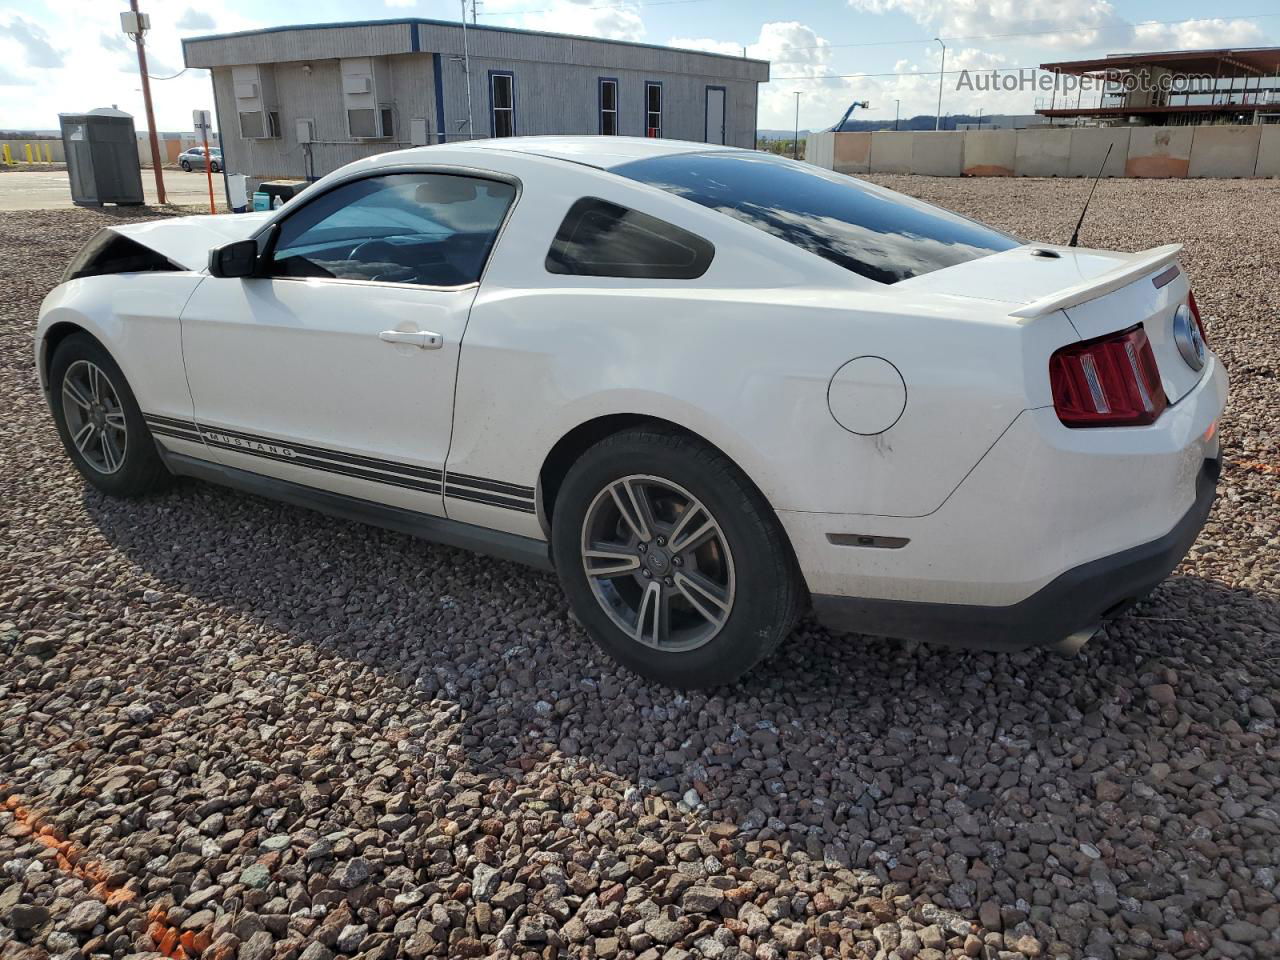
[1068, 142, 1114, 248]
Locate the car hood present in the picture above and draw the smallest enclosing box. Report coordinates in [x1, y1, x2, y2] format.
[111, 212, 274, 272]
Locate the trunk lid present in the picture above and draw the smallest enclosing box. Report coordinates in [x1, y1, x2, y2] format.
[897, 243, 1205, 403]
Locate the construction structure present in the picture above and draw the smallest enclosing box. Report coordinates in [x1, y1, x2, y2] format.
[182, 17, 768, 186]
[1036, 47, 1280, 126]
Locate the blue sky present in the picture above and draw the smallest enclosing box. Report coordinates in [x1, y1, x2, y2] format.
[1, 0, 1276, 132]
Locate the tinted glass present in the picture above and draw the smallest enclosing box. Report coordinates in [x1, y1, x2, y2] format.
[601, 80, 616, 111]
[614, 151, 1019, 284]
[270, 173, 515, 286]
[547, 197, 713, 280]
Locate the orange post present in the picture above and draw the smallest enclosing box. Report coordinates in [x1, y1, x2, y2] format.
[202, 128, 215, 214]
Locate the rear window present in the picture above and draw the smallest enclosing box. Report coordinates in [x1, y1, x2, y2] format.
[612, 151, 1019, 284]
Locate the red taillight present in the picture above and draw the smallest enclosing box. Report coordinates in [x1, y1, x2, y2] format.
[1188, 290, 1208, 344]
[1049, 324, 1168, 427]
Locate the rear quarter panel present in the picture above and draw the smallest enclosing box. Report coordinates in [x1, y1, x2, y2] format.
[445, 153, 1072, 535]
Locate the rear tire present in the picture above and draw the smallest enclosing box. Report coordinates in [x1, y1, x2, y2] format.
[49, 334, 171, 498]
[552, 426, 803, 688]
[210, 161, 220, 173]
[180, 160, 191, 172]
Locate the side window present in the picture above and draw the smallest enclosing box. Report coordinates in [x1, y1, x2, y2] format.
[546, 197, 714, 280]
[490, 72, 515, 137]
[599, 78, 618, 135]
[268, 173, 516, 287]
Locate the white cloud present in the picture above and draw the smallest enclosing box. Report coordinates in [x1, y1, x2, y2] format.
[846, 0, 1265, 52]
[0, 2, 263, 132]
[2, 15, 65, 68]
[385, 0, 419, 7]
[176, 10, 217, 31]
[479, 0, 645, 42]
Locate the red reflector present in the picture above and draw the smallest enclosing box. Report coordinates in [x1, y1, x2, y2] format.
[1188, 290, 1208, 344]
[1049, 324, 1168, 427]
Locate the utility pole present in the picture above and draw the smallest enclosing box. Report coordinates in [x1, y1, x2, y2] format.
[124, 1, 165, 204]
[459, 0, 474, 138]
[934, 38, 946, 131]
[793, 91, 801, 160]
[894, 99, 900, 130]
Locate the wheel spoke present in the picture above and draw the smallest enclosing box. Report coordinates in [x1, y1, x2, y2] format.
[675, 570, 731, 628]
[584, 545, 641, 579]
[104, 411, 127, 432]
[668, 505, 716, 554]
[100, 429, 121, 472]
[609, 478, 654, 543]
[634, 579, 667, 647]
[63, 378, 92, 412]
[72, 420, 96, 453]
[87, 364, 104, 403]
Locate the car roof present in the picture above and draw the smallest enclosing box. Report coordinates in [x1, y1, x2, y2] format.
[366, 136, 747, 171]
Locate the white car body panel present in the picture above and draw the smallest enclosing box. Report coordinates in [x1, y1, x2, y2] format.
[35, 137, 1228, 645]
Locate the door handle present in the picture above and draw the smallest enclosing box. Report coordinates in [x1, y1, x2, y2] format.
[379, 330, 443, 349]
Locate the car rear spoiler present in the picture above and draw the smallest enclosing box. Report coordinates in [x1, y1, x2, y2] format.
[1009, 244, 1182, 321]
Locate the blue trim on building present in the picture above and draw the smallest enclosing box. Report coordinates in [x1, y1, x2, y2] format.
[598, 77, 618, 135]
[704, 84, 726, 144]
[432, 53, 447, 143]
[410, 22, 420, 52]
[488, 69, 515, 138]
[179, 17, 770, 68]
[644, 80, 663, 138]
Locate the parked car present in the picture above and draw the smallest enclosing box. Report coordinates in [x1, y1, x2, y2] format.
[36, 137, 1226, 688]
[178, 147, 221, 173]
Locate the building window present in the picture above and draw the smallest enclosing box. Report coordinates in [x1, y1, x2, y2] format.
[545, 196, 714, 279]
[645, 82, 662, 137]
[599, 78, 619, 135]
[490, 72, 515, 138]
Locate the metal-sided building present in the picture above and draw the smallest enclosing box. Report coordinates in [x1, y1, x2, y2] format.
[182, 18, 770, 184]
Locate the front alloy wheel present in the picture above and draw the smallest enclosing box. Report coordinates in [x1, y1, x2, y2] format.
[60, 359, 128, 474]
[552, 427, 803, 688]
[581, 475, 735, 652]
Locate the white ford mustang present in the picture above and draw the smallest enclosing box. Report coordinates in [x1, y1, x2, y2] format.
[36, 137, 1226, 687]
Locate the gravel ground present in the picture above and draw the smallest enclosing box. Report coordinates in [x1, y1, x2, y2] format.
[1, 179, 1278, 960]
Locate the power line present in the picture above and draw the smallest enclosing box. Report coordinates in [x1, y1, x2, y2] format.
[773, 66, 1043, 82]
[767, 12, 1280, 62]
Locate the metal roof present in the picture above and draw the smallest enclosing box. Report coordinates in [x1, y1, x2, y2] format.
[1042, 47, 1280, 77]
[182, 16, 769, 73]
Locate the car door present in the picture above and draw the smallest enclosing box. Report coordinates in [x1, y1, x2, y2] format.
[179, 170, 517, 518]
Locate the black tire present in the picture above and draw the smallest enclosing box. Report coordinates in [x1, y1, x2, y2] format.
[180, 160, 191, 172]
[210, 161, 220, 173]
[552, 426, 804, 689]
[49, 333, 171, 498]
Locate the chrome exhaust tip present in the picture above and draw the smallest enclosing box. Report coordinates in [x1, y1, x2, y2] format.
[1051, 624, 1101, 656]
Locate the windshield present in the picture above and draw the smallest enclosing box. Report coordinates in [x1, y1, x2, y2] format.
[612, 151, 1019, 284]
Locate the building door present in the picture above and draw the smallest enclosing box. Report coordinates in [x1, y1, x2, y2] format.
[705, 87, 725, 144]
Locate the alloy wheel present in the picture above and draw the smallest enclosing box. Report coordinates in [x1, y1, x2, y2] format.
[580, 474, 735, 652]
[61, 360, 127, 474]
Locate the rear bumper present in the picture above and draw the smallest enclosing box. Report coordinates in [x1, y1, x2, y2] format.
[812, 455, 1220, 651]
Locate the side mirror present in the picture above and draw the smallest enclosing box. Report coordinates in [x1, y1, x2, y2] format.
[208, 238, 259, 278]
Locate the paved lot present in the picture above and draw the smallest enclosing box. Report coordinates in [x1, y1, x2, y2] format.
[0, 169, 226, 211]
[1, 178, 1278, 960]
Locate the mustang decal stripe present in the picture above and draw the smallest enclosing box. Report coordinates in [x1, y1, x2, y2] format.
[144, 413, 536, 514]
[445, 472, 535, 500]
[144, 414, 442, 481]
[444, 489, 538, 514]
[198, 437, 443, 495]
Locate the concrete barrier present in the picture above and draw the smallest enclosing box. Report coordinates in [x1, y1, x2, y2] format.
[1189, 125, 1262, 178]
[1015, 129, 1071, 177]
[1068, 128, 1130, 177]
[1125, 127, 1192, 178]
[868, 132, 913, 174]
[807, 125, 1273, 179]
[910, 132, 963, 177]
[1257, 126, 1280, 178]
[833, 131, 872, 175]
[804, 131, 834, 170]
[962, 130, 1016, 176]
